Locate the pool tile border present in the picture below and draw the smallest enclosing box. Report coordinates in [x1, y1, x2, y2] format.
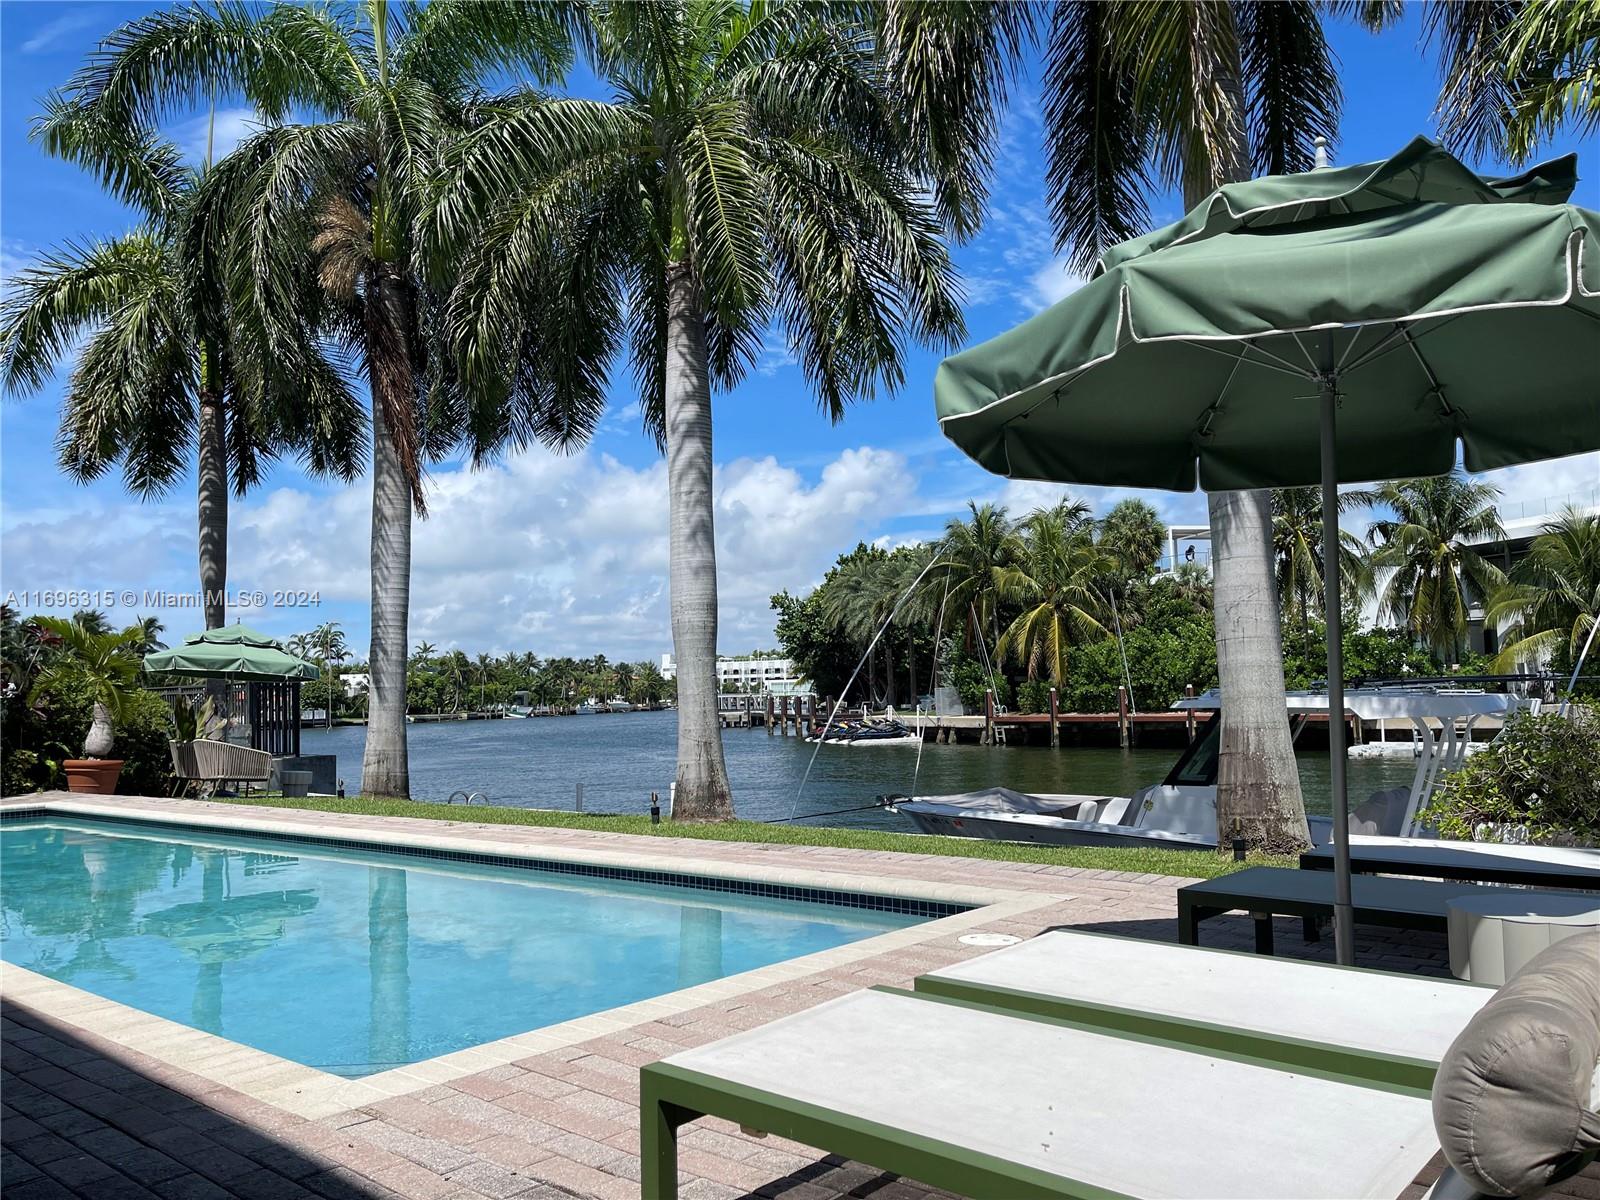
[0, 793, 1069, 1119]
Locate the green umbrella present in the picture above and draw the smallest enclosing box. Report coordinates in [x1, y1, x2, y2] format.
[142, 623, 321, 682]
[935, 136, 1600, 964]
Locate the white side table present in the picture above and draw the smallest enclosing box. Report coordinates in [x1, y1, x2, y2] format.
[1446, 892, 1600, 984]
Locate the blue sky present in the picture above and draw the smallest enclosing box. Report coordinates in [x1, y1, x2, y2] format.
[2, 2, 1597, 661]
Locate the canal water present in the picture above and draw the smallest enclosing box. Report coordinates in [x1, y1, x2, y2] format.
[300, 711, 1419, 830]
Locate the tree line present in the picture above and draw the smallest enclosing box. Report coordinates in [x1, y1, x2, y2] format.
[774, 480, 1600, 713]
[2, 1, 1592, 831]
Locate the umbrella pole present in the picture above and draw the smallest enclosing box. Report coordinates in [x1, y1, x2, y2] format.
[1319, 362, 1355, 966]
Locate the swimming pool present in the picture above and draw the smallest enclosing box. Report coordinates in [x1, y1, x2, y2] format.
[0, 818, 930, 1076]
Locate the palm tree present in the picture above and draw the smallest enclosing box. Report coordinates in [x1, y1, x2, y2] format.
[995, 506, 1113, 686]
[310, 621, 349, 729]
[443, 650, 469, 714]
[1, 90, 347, 638]
[1271, 486, 1373, 657]
[881, 0, 1358, 852]
[126, 616, 167, 659]
[821, 549, 897, 705]
[30, 617, 142, 759]
[613, 661, 634, 702]
[70, 610, 113, 636]
[929, 502, 1020, 656]
[1366, 474, 1506, 662]
[474, 652, 494, 709]
[1426, 2, 1599, 164]
[70, 2, 578, 800]
[1487, 507, 1600, 675]
[436, 2, 963, 819]
[1098, 498, 1166, 585]
[410, 641, 437, 668]
[635, 661, 667, 709]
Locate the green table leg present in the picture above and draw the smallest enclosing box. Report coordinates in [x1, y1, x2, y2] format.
[641, 1069, 693, 1200]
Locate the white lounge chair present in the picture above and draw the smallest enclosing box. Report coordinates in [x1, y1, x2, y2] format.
[642, 987, 1444, 1199]
[914, 929, 1491, 1089]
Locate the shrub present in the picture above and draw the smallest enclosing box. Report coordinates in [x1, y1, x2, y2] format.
[2, 671, 176, 796]
[1420, 705, 1600, 846]
[1017, 679, 1053, 714]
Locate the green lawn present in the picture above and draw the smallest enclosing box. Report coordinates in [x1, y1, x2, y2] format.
[208, 793, 1288, 879]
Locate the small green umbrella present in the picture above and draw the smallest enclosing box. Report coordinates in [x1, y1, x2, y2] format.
[935, 136, 1600, 964]
[143, 624, 321, 682]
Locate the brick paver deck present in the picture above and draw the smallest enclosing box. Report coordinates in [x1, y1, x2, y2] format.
[5, 795, 1587, 1200]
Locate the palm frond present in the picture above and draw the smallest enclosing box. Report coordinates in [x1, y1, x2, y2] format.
[32, 91, 190, 229]
[1043, 1, 1153, 273]
[1237, 0, 1341, 176]
[871, 0, 1033, 241]
[393, 0, 575, 97]
[1, 233, 171, 396]
[1425, 0, 1521, 158]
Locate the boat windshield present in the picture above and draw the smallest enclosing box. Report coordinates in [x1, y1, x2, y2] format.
[1163, 717, 1221, 787]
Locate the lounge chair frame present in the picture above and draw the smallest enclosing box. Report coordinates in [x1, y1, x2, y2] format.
[640, 985, 1425, 1200]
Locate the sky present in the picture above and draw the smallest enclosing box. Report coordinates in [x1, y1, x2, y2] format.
[2, 2, 1597, 664]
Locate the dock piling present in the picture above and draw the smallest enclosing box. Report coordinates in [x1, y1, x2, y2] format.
[1048, 688, 1060, 748]
[1117, 686, 1130, 748]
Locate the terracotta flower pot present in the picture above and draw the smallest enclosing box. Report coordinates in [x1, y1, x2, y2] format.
[64, 759, 123, 794]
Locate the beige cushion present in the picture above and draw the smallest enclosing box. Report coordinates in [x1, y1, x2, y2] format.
[1432, 934, 1600, 1196]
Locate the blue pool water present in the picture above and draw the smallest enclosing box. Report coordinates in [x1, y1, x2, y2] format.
[0, 820, 922, 1075]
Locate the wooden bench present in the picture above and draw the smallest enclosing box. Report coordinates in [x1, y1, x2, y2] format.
[1176, 866, 1519, 955]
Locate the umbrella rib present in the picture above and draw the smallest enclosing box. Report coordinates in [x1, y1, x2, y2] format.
[1186, 338, 1308, 380]
[1398, 326, 1455, 417]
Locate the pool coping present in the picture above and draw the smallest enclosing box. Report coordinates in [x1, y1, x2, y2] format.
[0, 793, 1070, 1119]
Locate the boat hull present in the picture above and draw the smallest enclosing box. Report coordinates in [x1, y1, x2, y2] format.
[891, 802, 1217, 851]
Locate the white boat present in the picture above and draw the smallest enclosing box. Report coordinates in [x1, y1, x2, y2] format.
[886, 688, 1526, 851]
[574, 701, 600, 715]
[606, 697, 633, 713]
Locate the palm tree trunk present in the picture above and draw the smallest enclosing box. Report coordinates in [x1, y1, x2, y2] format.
[197, 389, 228, 632]
[1192, 53, 1309, 855]
[360, 275, 413, 801]
[1209, 489, 1309, 852]
[664, 261, 733, 821]
[197, 385, 229, 712]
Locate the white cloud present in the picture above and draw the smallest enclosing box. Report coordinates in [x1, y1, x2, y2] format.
[169, 107, 263, 165]
[1025, 255, 1085, 312]
[219, 443, 918, 657]
[19, 9, 97, 55]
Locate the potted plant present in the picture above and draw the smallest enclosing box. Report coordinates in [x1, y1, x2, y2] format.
[30, 617, 142, 794]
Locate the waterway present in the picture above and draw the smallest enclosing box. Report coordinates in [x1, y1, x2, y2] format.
[300, 711, 1418, 830]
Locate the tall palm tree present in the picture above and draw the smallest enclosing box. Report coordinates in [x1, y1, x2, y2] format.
[443, 650, 469, 714]
[410, 640, 437, 667]
[1271, 486, 1373, 656]
[995, 505, 1113, 686]
[1, 92, 351, 637]
[436, 2, 963, 819]
[1367, 474, 1506, 662]
[882, 0, 1356, 852]
[69, 2, 577, 800]
[928, 501, 1020, 656]
[1486, 507, 1600, 674]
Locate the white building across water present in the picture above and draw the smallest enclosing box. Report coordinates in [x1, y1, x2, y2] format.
[659, 653, 803, 693]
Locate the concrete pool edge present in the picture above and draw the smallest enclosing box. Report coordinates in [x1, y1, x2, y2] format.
[0, 793, 1070, 1120]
